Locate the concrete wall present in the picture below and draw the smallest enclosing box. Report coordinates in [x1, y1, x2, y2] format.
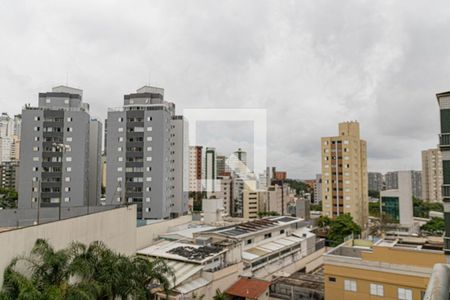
[135, 215, 191, 249]
[0, 205, 137, 287]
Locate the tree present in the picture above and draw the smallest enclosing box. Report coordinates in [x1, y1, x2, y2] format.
[213, 289, 226, 300]
[413, 197, 443, 218]
[310, 202, 322, 211]
[257, 211, 280, 218]
[284, 179, 311, 196]
[327, 214, 361, 247]
[368, 190, 380, 198]
[369, 201, 380, 217]
[421, 217, 445, 235]
[0, 188, 18, 209]
[317, 215, 331, 228]
[0, 239, 174, 300]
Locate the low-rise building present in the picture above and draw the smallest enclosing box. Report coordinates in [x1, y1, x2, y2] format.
[324, 238, 445, 300]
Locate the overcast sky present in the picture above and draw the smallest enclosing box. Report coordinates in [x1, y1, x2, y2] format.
[1, 0, 449, 179]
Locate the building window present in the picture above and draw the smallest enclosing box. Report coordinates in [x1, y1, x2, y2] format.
[34, 136, 40, 141]
[146, 197, 150, 202]
[65, 177, 70, 182]
[65, 187, 71, 192]
[146, 157, 152, 162]
[34, 116, 40, 121]
[117, 177, 122, 182]
[398, 288, 412, 300]
[118, 137, 124, 142]
[118, 147, 122, 152]
[344, 280, 357, 292]
[264, 233, 272, 239]
[328, 277, 336, 282]
[66, 157, 72, 162]
[118, 127, 123, 132]
[67, 127, 72, 132]
[64, 99, 69, 104]
[246, 239, 252, 245]
[146, 177, 152, 182]
[280, 229, 285, 234]
[370, 284, 384, 296]
[146, 146, 152, 151]
[46, 99, 51, 103]
[118, 157, 123, 162]
[118, 117, 123, 122]
[32, 167, 38, 172]
[146, 136, 152, 141]
[34, 126, 40, 131]
[33, 146, 39, 152]
[67, 117, 72, 122]
[33, 157, 39, 162]
[147, 127, 152, 131]
[66, 137, 72, 142]
[147, 117, 152, 121]
[66, 167, 71, 172]
[64, 197, 70, 202]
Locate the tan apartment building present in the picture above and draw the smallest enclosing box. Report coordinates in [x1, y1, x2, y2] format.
[321, 121, 368, 229]
[189, 145, 203, 192]
[324, 238, 446, 300]
[243, 189, 267, 219]
[422, 148, 443, 203]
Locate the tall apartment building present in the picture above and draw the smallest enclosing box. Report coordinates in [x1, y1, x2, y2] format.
[0, 113, 21, 163]
[215, 175, 232, 215]
[171, 115, 189, 217]
[385, 171, 422, 199]
[18, 86, 101, 210]
[242, 189, 267, 219]
[321, 121, 368, 229]
[422, 148, 443, 203]
[189, 145, 202, 192]
[106, 86, 180, 219]
[205, 147, 217, 192]
[0, 161, 19, 190]
[368, 172, 383, 192]
[314, 174, 322, 204]
[437, 91, 450, 258]
[88, 118, 103, 206]
[216, 155, 228, 176]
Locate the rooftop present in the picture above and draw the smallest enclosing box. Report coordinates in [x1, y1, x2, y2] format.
[203, 216, 303, 239]
[225, 277, 271, 299]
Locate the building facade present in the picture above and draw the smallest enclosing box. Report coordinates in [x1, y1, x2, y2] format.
[321, 121, 368, 229]
[324, 238, 445, 300]
[188, 146, 202, 192]
[205, 147, 217, 192]
[0, 161, 19, 190]
[381, 170, 414, 227]
[171, 115, 189, 217]
[106, 86, 176, 219]
[368, 172, 383, 192]
[386, 170, 422, 199]
[422, 148, 443, 203]
[0, 113, 21, 163]
[18, 86, 101, 211]
[314, 174, 322, 204]
[437, 91, 450, 258]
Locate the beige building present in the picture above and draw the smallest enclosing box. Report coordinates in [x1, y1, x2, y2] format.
[243, 189, 267, 219]
[189, 145, 203, 192]
[324, 238, 445, 300]
[321, 121, 368, 229]
[421, 148, 443, 203]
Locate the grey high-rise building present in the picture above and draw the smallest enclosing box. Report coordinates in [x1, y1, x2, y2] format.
[385, 170, 422, 199]
[106, 86, 178, 219]
[314, 174, 322, 204]
[18, 86, 102, 210]
[88, 119, 103, 206]
[171, 115, 189, 217]
[368, 172, 384, 192]
[436, 91, 450, 258]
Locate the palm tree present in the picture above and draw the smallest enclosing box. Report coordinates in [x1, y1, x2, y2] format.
[213, 288, 226, 300]
[0, 239, 174, 300]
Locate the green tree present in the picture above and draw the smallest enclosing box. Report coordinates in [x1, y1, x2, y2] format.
[213, 289, 226, 300]
[0, 239, 174, 300]
[284, 179, 311, 195]
[0, 188, 18, 209]
[327, 214, 361, 247]
[369, 201, 380, 217]
[310, 202, 322, 211]
[421, 217, 445, 235]
[368, 190, 380, 198]
[413, 197, 443, 218]
[317, 215, 331, 228]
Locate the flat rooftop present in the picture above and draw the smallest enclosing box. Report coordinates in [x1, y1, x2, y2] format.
[203, 216, 304, 239]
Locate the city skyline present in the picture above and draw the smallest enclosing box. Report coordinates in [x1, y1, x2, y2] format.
[1, 1, 449, 178]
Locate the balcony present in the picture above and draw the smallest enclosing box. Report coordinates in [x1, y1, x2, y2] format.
[440, 134, 450, 149]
